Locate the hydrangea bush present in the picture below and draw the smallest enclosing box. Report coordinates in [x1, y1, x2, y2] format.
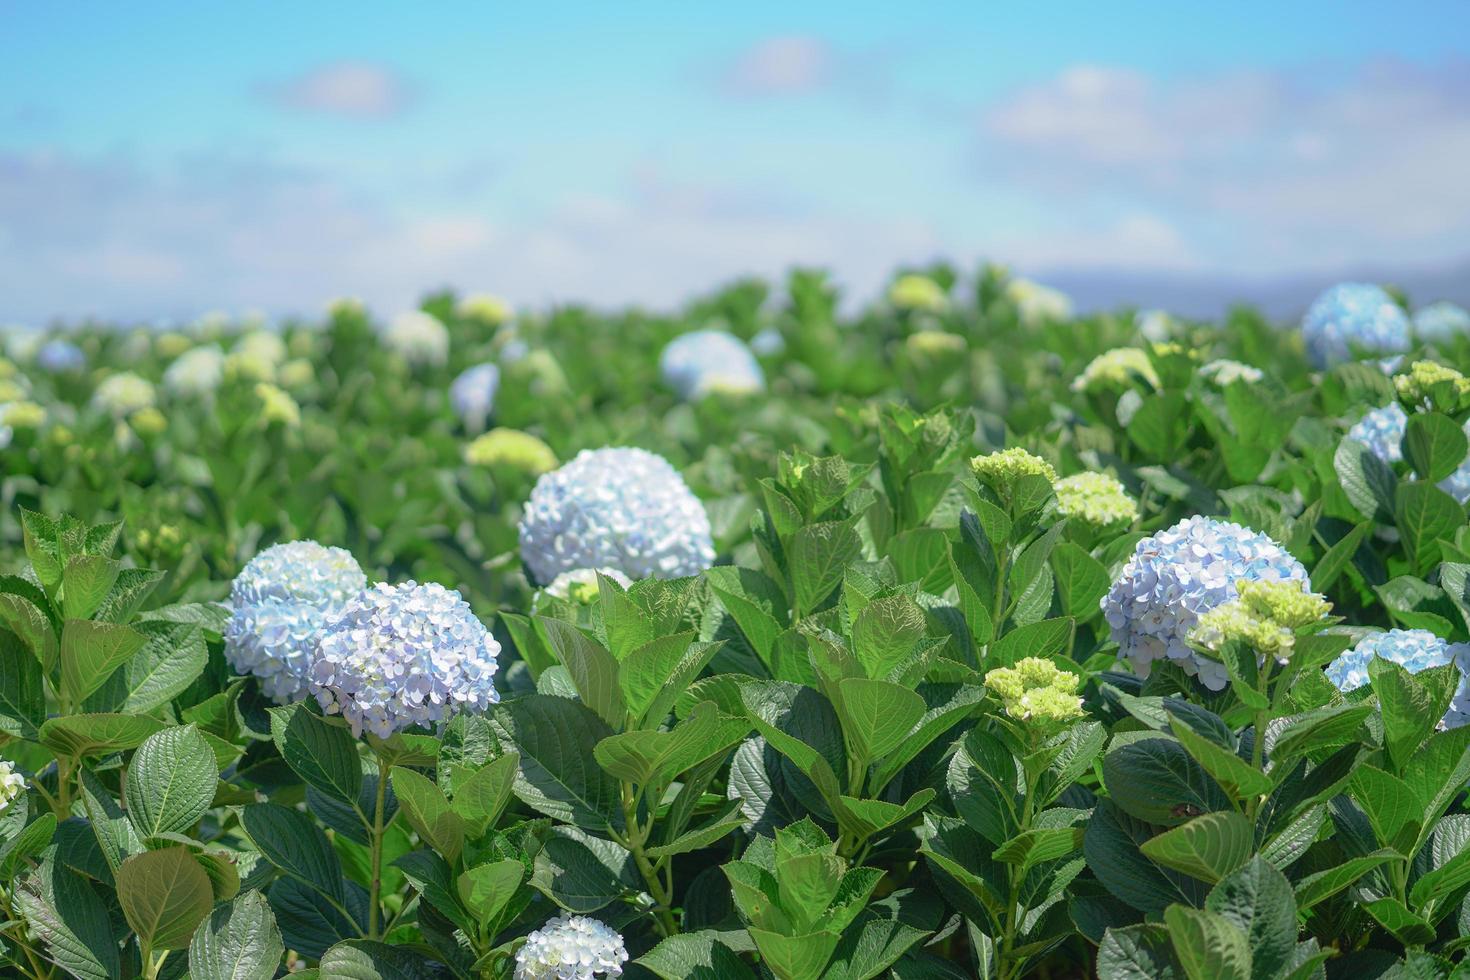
[2, 273, 1470, 977]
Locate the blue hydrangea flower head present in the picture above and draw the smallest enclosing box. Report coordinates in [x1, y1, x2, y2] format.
[659, 330, 764, 400]
[1326, 629, 1470, 729]
[225, 541, 367, 704]
[519, 447, 715, 584]
[1102, 515, 1309, 690]
[750, 327, 786, 357]
[1348, 402, 1470, 504]
[1301, 283, 1410, 368]
[450, 362, 501, 431]
[36, 339, 85, 373]
[1414, 301, 1470, 343]
[311, 581, 500, 738]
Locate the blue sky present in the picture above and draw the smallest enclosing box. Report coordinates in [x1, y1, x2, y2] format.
[3, 2, 1469, 321]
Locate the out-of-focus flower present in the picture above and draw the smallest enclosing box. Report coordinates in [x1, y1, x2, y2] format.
[464, 428, 558, 473]
[92, 372, 156, 417]
[1348, 402, 1470, 503]
[277, 358, 315, 389]
[971, 448, 1057, 493]
[1327, 629, 1470, 728]
[906, 330, 967, 358]
[236, 330, 288, 368]
[164, 346, 226, 397]
[450, 362, 500, 431]
[1072, 347, 1159, 393]
[1413, 301, 1470, 342]
[750, 327, 785, 357]
[0, 401, 46, 429]
[312, 581, 501, 738]
[36, 339, 85, 373]
[0, 760, 25, 814]
[544, 567, 633, 604]
[1006, 278, 1073, 325]
[889, 274, 948, 313]
[1200, 359, 1264, 386]
[225, 541, 367, 704]
[1191, 579, 1331, 665]
[154, 332, 194, 359]
[519, 447, 715, 583]
[1135, 309, 1175, 343]
[1395, 360, 1470, 406]
[256, 383, 301, 427]
[1103, 516, 1309, 691]
[384, 311, 450, 367]
[514, 915, 628, 980]
[1301, 283, 1410, 368]
[1054, 472, 1137, 527]
[459, 293, 513, 325]
[131, 408, 167, 437]
[328, 296, 367, 319]
[984, 658, 1085, 729]
[0, 379, 24, 403]
[659, 330, 765, 400]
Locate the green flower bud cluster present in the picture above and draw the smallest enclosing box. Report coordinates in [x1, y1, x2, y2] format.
[984, 657, 1085, 728]
[1190, 579, 1332, 664]
[888, 274, 948, 313]
[1053, 472, 1138, 527]
[1394, 360, 1470, 409]
[1071, 347, 1159, 393]
[464, 427, 559, 474]
[971, 448, 1057, 490]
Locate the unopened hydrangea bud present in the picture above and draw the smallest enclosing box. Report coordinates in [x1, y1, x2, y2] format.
[312, 581, 501, 738]
[154, 332, 193, 359]
[1054, 472, 1137, 527]
[463, 428, 558, 474]
[226, 541, 367, 704]
[278, 358, 315, 389]
[1327, 629, 1470, 728]
[1, 402, 46, 429]
[383, 311, 450, 368]
[1191, 602, 1293, 660]
[889, 274, 948, 313]
[256, 383, 301, 427]
[971, 448, 1057, 494]
[1395, 360, 1470, 406]
[514, 915, 628, 980]
[1234, 579, 1332, 630]
[1005, 278, 1072, 325]
[1414, 301, 1470, 342]
[1301, 283, 1410, 368]
[906, 331, 967, 358]
[0, 760, 22, 814]
[130, 407, 168, 436]
[659, 330, 764, 400]
[519, 447, 714, 583]
[1200, 359, 1264, 386]
[458, 293, 513, 325]
[1103, 516, 1309, 690]
[450, 362, 500, 430]
[985, 658, 1084, 727]
[1072, 347, 1159, 393]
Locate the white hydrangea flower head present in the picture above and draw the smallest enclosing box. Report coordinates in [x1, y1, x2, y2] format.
[1006, 277, 1072, 325]
[312, 581, 500, 738]
[659, 330, 765, 400]
[1200, 359, 1264, 386]
[384, 311, 450, 367]
[1414, 301, 1470, 343]
[234, 330, 288, 368]
[450, 362, 501, 431]
[519, 447, 715, 584]
[0, 760, 25, 814]
[514, 916, 628, 980]
[92, 372, 156, 417]
[1301, 283, 1410, 368]
[545, 568, 633, 604]
[1326, 629, 1470, 728]
[225, 541, 367, 704]
[1072, 347, 1159, 393]
[1135, 309, 1175, 343]
[36, 339, 85, 373]
[1102, 516, 1309, 691]
[1348, 402, 1470, 504]
[164, 346, 226, 398]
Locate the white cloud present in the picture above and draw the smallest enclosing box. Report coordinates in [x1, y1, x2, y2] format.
[719, 36, 835, 97]
[262, 61, 416, 118]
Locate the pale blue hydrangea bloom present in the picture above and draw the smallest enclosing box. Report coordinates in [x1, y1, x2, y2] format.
[1102, 516, 1309, 691]
[1414, 301, 1470, 343]
[750, 327, 786, 357]
[311, 581, 500, 738]
[519, 447, 714, 584]
[1301, 283, 1410, 368]
[36, 339, 85, 373]
[450, 362, 500, 431]
[225, 541, 367, 704]
[1348, 402, 1470, 504]
[659, 329, 764, 400]
[514, 916, 628, 980]
[1326, 629, 1470, 729]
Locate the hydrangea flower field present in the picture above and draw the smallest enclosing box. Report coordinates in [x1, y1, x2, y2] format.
[3, 268, 1470, 978]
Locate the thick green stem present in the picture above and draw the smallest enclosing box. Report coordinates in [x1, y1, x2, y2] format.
[621, 782, 678, 937]
[368, 755, 389, 939]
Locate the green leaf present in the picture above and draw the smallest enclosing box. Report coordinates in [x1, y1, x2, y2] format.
[1349, 765, 1422, 852]
[391, 767, 467, 866]
[1335, 435, 1397, 523]
[992, 825, 1084, 873]
[836, 677, 925, 764]
[1140, 811, 1254, 885]
[0, 584, 58, 669]
[270, 703, 362, 805]
[594, 701, 748, 786]
[989, 617, 1075, 668]
[1270, 704, 1372, 761]
[1361, 896, 1436, 946]
[638, 931, 758, 980]
[1370, 656, 1450, 771]
[789, 520, 864, 617]
[1408, 837, 1470, 909]
[750, 928, 842, 980]
[1051, 542, 1110, 621]
[1311, 521, 1372, 593]
[188, 889, 285, 980]
[116, 846, 216, 951]
[20, 509, 63, 593]
[1396, 482, 1465, 570]
[1405, 411, 1469, 483]
[1097, 925, 1184, 980]
[240, 802, 345, 902]
[851, 593, 927, 680]
[125, 725, 219, 840]
[0, 630, 44, 738]
[1084, 800, 1209, 915]
[317, 940, 442, 979]
[491, 694, 621, 832]
[455, 859, 524, 924]
[1293, 849, 1400, 910]
[1168, 715, 1271, 802]
[93, 567, 166, 624]
[647, 798, 747, 859]
[1103, 735, 1230, 826]
[59, 619, 147, 706]
[529, 825, 636, 913]
[1205, 857, 1297, 980]
[14, 859, 121, 980]
[1162, 905, 1251, 980]
[85, 620, 208, 714]
[539, 617, 626, 728]
[39, 712, 165, 757]
[60, 555, 120, 621]
[449, 753, 518, 837]
[617, 630, 697, 723]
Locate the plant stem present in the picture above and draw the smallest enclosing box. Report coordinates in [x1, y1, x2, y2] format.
[621, 782, 678, 937]
[368, 754, 389, 939]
